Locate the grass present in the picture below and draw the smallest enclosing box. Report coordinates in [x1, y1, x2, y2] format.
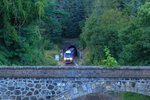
[119, 92, 150, 100]
[44, 45, 60, 66]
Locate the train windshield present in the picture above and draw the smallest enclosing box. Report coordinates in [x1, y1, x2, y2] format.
[64, 53, 71, 58]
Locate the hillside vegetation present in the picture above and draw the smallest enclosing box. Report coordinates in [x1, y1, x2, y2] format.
[80, 0, 150, 66]
[0, 0, 65, 65]
[0, 0, 149, 66]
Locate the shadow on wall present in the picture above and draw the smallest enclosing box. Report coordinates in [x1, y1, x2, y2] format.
[74, 92, 120, 100]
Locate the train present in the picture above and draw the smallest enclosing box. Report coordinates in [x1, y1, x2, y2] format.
[63, 48, 76, 63]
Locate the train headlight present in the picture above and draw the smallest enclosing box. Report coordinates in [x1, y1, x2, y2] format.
[70, 58, 73, 61]
[64, 58, 67, 60]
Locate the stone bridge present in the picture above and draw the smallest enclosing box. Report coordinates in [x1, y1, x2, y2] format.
[0, 66, 150, 100]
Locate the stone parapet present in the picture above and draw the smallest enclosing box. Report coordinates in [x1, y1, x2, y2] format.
[0, 66, 150, 78]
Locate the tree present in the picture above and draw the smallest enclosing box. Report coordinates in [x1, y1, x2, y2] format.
[80, 9, 129, 65]
[55, 0, 85, 38]
[138, 2, 150, 26]
[0, 0, 57, 65]
[119, 2, 150, 65]
[100, 48, 118, 67]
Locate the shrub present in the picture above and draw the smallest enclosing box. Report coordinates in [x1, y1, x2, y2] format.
[100, 48, 118, 67]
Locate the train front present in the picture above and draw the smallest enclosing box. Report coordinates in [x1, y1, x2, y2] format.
[63, 50, 74, 63]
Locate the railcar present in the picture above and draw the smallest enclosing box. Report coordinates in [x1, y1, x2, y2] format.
[63, 48, 76, 63]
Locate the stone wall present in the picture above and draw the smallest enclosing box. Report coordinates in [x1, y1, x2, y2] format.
[0, 66, 150, 100]
[1, 78, 150, 100]
[0, 78, 85, 100]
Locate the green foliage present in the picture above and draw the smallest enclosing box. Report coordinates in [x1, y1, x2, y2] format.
[44, 48, 60, 66]
[18, 24, 48, 66]
[55, 0, 85, 38]
[100, 48, 118, 67]
[35, 0, 48, 17]
[120, 92, 150, 100]
[0, 0, 64, 66]
[0, 50, 9, 65]
[43, 1, 67, 44]
[91, 0, 120, 15]
[118, 2, 150, 65]
[80, 9, 129, 65]
[138, 2, 150, 25]
[119, 0, 144, 16]
[80, 0, 150, 66]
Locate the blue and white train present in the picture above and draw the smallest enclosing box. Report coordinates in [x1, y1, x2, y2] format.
[63, 48, 76, 63]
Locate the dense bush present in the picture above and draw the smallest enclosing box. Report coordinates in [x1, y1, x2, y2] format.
[80, 9, 129, 65]
[55, 0, 87, 38]
[100, 48, 118, 67]
[80, 0, 150, 66]
[0, 0, 64, 65]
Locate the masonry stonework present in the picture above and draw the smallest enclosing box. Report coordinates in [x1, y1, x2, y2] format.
[0, 66, 150, 100]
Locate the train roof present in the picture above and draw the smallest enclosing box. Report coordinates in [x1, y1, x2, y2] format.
[66, 50, 71, 53]
[65, 48, 75, 54]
